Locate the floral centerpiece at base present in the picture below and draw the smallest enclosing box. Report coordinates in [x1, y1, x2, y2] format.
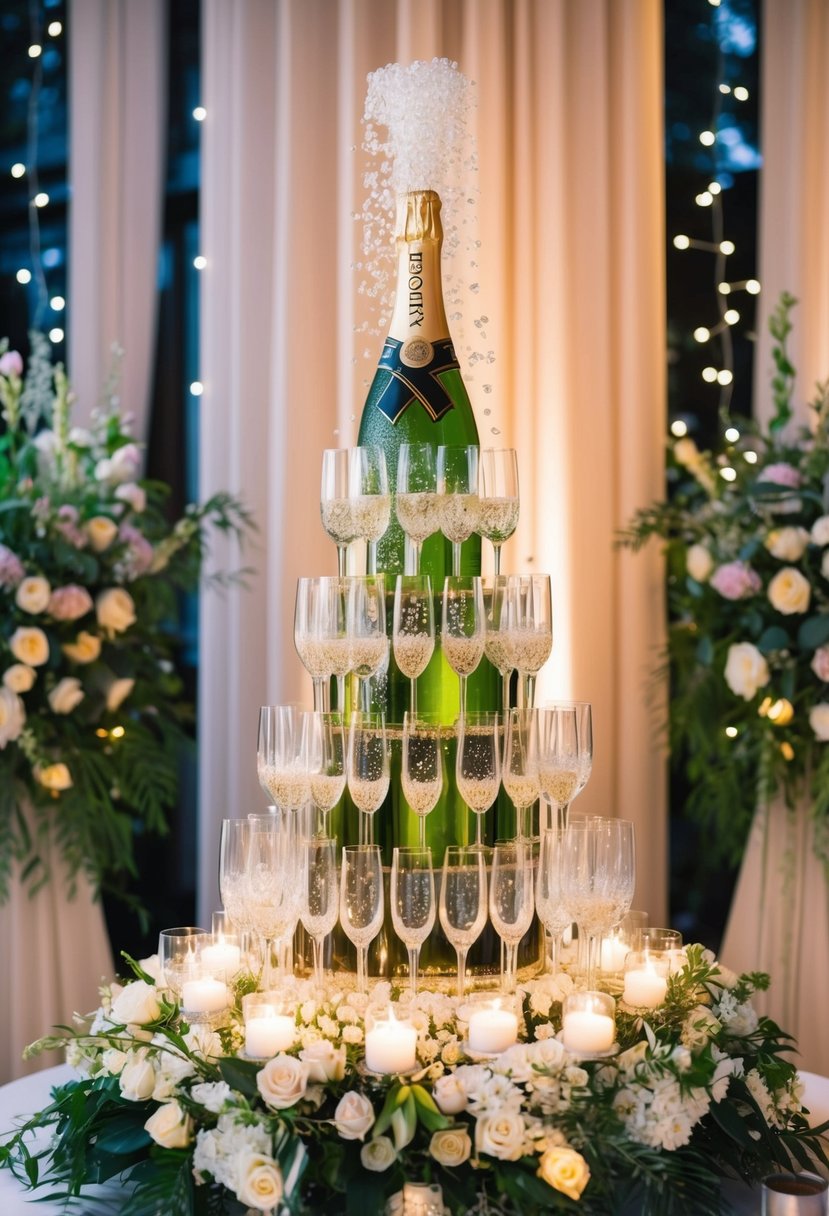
[0, 948, 825, 1216]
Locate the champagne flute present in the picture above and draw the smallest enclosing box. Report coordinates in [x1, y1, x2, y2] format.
[441, 576, 485, 715]
[561, 818, 634, 989]
[218, 818, 252, 936]
[347, 575, 388, 713]
[439, 845, 487, 998]
[538, 702, 593, 828]
[294, 577, 351, 711]
[390, 846, 436, 996]
[396, 442, 440, 575]
[482, 575, 515, 723]
[351, 445, 391, 575]
[490, 841, 534, 992]
[536, 827, 571, 975]
[437, 444, 480, 576]
[393, 574, 435, 715]
[300, 838, 339, 992]
[479, 448, 519, 574]
[503, 708, 541, 840]
[508, 574, 553, 708]
[456, 711, 501, 849]
[347, 712, 390, 846]
[245, 815, 299, 988]
[340, 844, 384, 994]
[308, 711, 346, 835]
[401, 711, 444, 849]
[257, 705, 311, 811]
[321, 448, 359, 575]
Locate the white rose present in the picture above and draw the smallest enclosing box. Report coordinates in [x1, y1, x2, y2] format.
[809, 703, 829, 741]
[86, 516, 119, 552]
[474, 1111, 526, 1161]
[686, 543, 714, 582]
[110, 980, 162, 1026]
[115, 482, 147, 513]
[537, 1146, 591, 1201]
[35, 762, 72, 791]
[767, 567, 811, 615]
[9, 626, 49, 667]
[0, 687, 25, 748]
[48, 676, 85, 715]
[299, 1040, 346, 1082]
[96, 588, 137, 636]
[332, 1091, 375, 1141]
[106, 677, 134, 712]
[432, 1073, 469, 1115]
[256, 1055, 309, 1110]
[190, 1081, 233, 1113]
[765, 527, 811, 562]
[724, 642, 770, 701]
[103, 1048, 128, 1075]
[236, 1151, 284, 1212]
[812, 516, 829, 546]
[63, 632, 102, 664]
[144, 1100, 193, 1149]
[119, 1053, 156, 1101]
[429, 1127, 472, 1167]
[3, 664, 35, 693]
[15, 576, 51, 614]
[360, 1137, 397, 1172]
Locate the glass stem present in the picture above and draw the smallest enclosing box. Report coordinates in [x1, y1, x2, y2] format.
[459, 674, 467, 715]
[408, 946, 419, 996]
[312, 936, 324, 992]
[525, 673, 536, 709]
[475, 812, 483, 848]
[493, 543, 501, 576]
[336, 675, 346, 712]
[366, 812, 374, 846]
[503, 942, 517, 993]
[418, 816, 426, 849]
[456, 947, 468, 999]
[586, 933, 599, 991]
[337, 545, 347, 578]
[357, 945, 367, 995]
[360, 676, 371, 713]
[263, 937, 274, 990]
[501, 670, 511, 722]
[368, 540, 377, 575]
[312, 678, 324, 712]
[405, 537, 422, 576]
[452, 540, 461, 576]
[550, 931, 560, 978]
[558, 801, 570, 830]
[410, 677, 417, 716]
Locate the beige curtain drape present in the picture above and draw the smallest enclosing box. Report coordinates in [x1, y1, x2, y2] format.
[198, 0, 667, 923]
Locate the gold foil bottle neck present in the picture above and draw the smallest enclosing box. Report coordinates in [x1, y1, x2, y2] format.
[396, 190, 443, 243]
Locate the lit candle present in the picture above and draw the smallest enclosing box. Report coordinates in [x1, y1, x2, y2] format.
[467, 1003, 519, 1055]
[201, 938, 242, 976]
[600, 933, 629, 972]
[364, 1012, 417, 1075]
[623, 964, 668, 1009]
[181, 976, 229, 1014]
[245, 1011, 296, 1058]
[562, 1008, 616, 1053]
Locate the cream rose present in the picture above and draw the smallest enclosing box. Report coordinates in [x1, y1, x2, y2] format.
[429, 1127, 472, 1167]
[106, 677, 135, 712]
[812, 516, 829, 546]
[686, 543, 714, 582]
[256, 1055, 309, 1110]
[86, 516, 119, 552]
[474, 1111, 526, 1161]
[768, 567, 811, 615]
[765, 527, 811, 562]
[110, 980, 162, 1026]
[144, 1100, 193, 1149]
[0, 688, 25, 748]
[119, 1054, 156, 1101]
[236, 1151, 285, 1211]
[724, 642, 770, 701]
[432, 1073, 469, 1115]
[360, 1137, 397, 1172]
[63, 632, 102, 664]
[15, 576, 51, 614]
[673, 437, 699, 467]
[96, 587, 137, 635]
[332, 1091, 375, 1141]
[35, 762, 72, 791]
[809, 703, 829, 742]
[299, 1040, 346, 1082]
[10, 626, 49, 667]
[537, 1146, 591, 1201]
[2, 664, 35, 693]
[48, 676, 85, 715]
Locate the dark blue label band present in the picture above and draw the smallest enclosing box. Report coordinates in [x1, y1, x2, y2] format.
[373, 337, 460, 424]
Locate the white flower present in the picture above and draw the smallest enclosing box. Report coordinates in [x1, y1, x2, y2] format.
[765, 527, 810, 562]
[432, 1073, 468, 1115]
[492, 1044, 534, 1083]
[537, 1146, 591, 1201]
[106, 677, 134, 712]
[812, 516, 829, 545]
[110, 980, 162, 1026]
[332, 1091, 375, 1141]
[35, 762, 72, 790]
[236, 1150, 284, 1211]
[190, 1081, 233, 1113]
[341, 1024, 363, 1045]
[115, 482, 147, 513]
[48, 676, 85, 715]
[86, 516, 119, 552]
[68, 426, 94, 447]
[710, 1051, 744, 1103]
[724, 642, 769, 700]
[299, 1040, 346, 1082]
[102, 1048, 128, 1075]
[810, 703, 829, 741]
[144, 1100, 193, 1148]
[767, 566, 811, 615]
[429, 1126, 472, 1167]
[360, 1137, 397, 1172]
[0, 688, 26, 748]
[62, 631, 102, 664]
[96, 587, 137, 635]
[686, 543, 714, 582]
[184, 1024, 223, 1059]
[119, 1053, 156, 1101]
[15, 576, 51, 614]
[474, 1111, 527, 1161]
[256, 1055, 309, 1110]
[3, 664, 36, 693]
[681, 1005, 721, 1050]
[9, 626, 49, 667]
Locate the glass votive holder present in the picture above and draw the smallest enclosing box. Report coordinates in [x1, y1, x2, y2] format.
[631, 926, 682, 952]
[364, 1008, 418, 1075]
[212, 909, 236, 936]
[622, 950, 670, 1009]
[761, 1172, 828, 1216]
[200, 930, 242, 981]
[561, 991, 616, 1055]
[242, 992, 296, 1058]
[157, 926, 209, 999]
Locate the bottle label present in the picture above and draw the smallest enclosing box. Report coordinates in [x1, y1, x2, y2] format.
[374, 337, 460, 424]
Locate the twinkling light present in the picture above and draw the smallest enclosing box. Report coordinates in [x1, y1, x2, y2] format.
[193, 106, 207, 121]
[28, 44, 42, 58]
[671, 420, 688, 437]
[193, 255, 207, 270]
[720, 466, 737, 481]
[719, 83, 731, 94]
[734, 86, 749, 101]
[719, 240, 735, 255]
[718, 281, 731, 294]
[725, 726, 738, 738]
[190, 381, 204, 396]
[724, 308, 740, 324]
[702, 367, 718, 383]
[717, 369, 733, 386]
[696, 191, 713, 207]
[708, 181, 722, 194]
[725, 426, 740, 442]
[16, 268, 31, 284]
[50, 295, 65, 310]
[744, 450, 758, 464]
[47, 20, 62, 36]
[693, 327, 711, 343]
[10, 162, 25, 178]
[746, 279, 761, 294]
[699, 130, 716, 146]
[49, 327, 64, 342]
[673, 234, 690, 250]
[34, 191, 49, 207]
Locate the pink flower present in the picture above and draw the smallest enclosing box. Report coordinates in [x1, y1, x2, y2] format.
[0, 544, 25, 589]
[812, 647, 829, 682]
[759, 462, 802, 489]
[48, 584, 94, 622]
[0, 350, 23, 377]
[54, 505, 88, 549]
[710, 561, 762, 601]
[117, 525, 154, 577]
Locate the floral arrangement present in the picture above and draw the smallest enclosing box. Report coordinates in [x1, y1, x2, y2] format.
[622, 295, 829, 862]
[0, 336, 251, 904]
[0, 949, 825, 1216]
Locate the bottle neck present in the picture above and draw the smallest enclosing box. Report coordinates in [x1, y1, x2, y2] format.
[388, 192, 449, 344]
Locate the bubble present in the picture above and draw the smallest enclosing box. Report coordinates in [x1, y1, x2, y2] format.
[483, 385, 492, 394]
[490, 426, 500, 435]
[483, 408, 491, 416]
[333, 428, 340, 436]
[350, 414, 356, 422]
[470, 283, 479, 293]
